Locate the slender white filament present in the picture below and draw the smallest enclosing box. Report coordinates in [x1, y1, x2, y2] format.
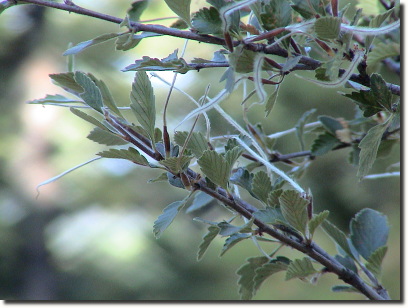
[235, 138, 305, 194]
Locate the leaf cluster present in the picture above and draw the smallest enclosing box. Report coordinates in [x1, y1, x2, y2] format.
[21, 0, 399, 301]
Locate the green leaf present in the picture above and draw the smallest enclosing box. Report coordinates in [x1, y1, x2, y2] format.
[198, 150, 231, 190]
[224, 138, 240, 151]
[258, 0, 292, 30]
[368, 74, 393, 111]
[115, 33, 140, 51]
[174, 131, 208, 158]
[279, 190, 309, 235]
[153, 200, 187, 239]
[311, 132, 341, 156]
[230, 168, 254, 196]
[370, 8, 394, 27]
[366, 42, 400, 74]
[63, 33, 121, 56]
[314, 17, 341, 40]
[318, 115, 344, 135]
[130, 71, 156, 143]
[350, 208, 389, 260]
[295, 109, 316, 151]
[267, 189, 283, 207]
[167, 172, 185, 189]
[253, 257, 290, 292]
[365, 9, 394, 48]
[228, 45, 257, 74]
[193, 217, 218, 226]
[97, 147, 149, 166]
[92, 78, 123, 117]
[252, 171, 273, 205]
[27, 94, 82, 106]
[308, 210, 330, 238]
[123, 49, 191, 73]
[224, 146, 244, 167]
[335, 255, 358, 273]
[343, 90, 384, 117]
[191, 6, 222, 35]
[321, 220, 353, 258]
[349, 77, 394, 117]
[217, 218, 254, 237]
[70, 107, 107, 130]
[253, 207, 285, 224]
[324, 55, 344, 81]
[186, 191, 214, 213]
[264, 86, 279, 117]
[170, 18, 189, 29]
[220, 66, 236, 93]
[87, 127, 129, 146]
[389, 100, 400, 131]
[127, 0, 149, 22]
[365, 246, 388, 278]
[74, 71, 104, 113]
[159, 156, 193, 173]
[148, 172, 168, 183]
[332, 285, 360, 293]
[164, 0, 191, 25]
[236, 256, 269, 300]
[197, 225, 220, 261]
[218, 0, 250, 33]
[220, 233, 251, 256]
[357, 123, 388, 179]
[290, 0, 319, 19]
[285, 258, 317, 280]
[50, 72, 84, 95]
[282, 55, 302, 73]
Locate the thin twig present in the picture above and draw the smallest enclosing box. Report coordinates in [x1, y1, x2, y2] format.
[15, 0, 401, 96]
[15, 0, 393, 300]
[194, 178, 389, 300]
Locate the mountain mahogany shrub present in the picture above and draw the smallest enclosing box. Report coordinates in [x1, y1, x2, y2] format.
[4, 0, 400, 300]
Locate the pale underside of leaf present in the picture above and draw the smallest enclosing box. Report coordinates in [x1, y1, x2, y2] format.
[63, 33, 121, 56]
[365, 245, 388, 278]
[285, 257, 317, 280]
[87, 127, 128, 146]
[70, 107, 107, 130]
[197, 225, 220, 261]
[357, 123, 388, 179]
[321, 220, 353, 258]
[153, 199, 187, 239]
[97, 147, 149, 166]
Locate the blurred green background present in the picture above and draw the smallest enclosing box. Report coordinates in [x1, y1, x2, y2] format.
[0, 0, 400, 300]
